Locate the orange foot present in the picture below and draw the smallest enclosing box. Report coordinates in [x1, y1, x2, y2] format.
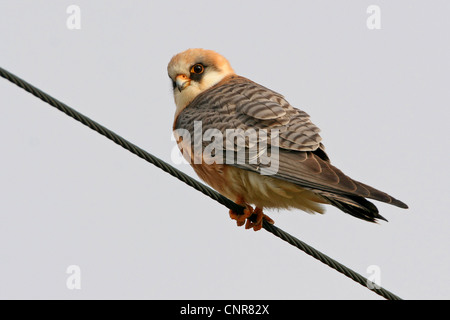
[229, 198, 274, 231]
[245, 207, 275, 231]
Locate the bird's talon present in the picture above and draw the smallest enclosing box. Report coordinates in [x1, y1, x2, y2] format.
[230, 204, 253, 227]
[262, 214, 275, 225]
[230, 205, 274, 231]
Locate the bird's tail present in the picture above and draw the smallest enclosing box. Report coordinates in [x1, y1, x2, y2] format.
[318, 191, 388, 223]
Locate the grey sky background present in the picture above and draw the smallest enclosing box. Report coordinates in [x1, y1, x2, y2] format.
[0, 1, 449, 299]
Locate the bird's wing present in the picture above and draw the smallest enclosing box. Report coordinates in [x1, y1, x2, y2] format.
[175, 75, 407, 210]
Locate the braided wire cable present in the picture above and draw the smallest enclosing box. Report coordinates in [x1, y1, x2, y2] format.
[0, 66, 402, 300]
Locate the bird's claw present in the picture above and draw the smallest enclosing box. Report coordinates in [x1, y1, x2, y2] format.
[229, 206, 274, 231]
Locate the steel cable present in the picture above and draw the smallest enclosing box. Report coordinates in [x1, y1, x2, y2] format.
[0, 66, 402, 300]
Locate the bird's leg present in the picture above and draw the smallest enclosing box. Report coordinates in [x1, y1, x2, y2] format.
[245, 207, 275, 231]
[229, 197, 275, 231]
[229, 196, 254, 227]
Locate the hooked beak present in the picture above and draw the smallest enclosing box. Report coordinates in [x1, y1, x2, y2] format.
[175, 74, 190, 92]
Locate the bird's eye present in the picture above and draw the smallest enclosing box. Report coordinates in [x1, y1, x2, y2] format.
[190, 64, 205, 74]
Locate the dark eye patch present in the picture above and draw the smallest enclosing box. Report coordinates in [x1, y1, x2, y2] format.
[190, 63, 206, 82]
[190, 72, 203, 82]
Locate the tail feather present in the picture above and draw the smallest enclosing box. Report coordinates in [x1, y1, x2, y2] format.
[319, 192, 387, 223]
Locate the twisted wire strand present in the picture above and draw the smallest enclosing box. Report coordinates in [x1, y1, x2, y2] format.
[0, 66, 402, 300]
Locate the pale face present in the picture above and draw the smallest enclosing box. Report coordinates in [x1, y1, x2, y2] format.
[167, 48, 235, 116]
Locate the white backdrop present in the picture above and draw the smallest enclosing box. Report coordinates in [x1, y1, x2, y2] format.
[0, 1, 449, 299]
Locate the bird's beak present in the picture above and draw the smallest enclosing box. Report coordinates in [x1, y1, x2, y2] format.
[175, 74, 190, 92]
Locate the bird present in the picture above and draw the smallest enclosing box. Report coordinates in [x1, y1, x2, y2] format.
[167, 48, 408, 231]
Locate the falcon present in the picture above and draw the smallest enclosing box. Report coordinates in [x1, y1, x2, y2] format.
[167, 48, 408, 231]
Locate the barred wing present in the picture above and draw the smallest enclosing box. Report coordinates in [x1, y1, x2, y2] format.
[174, 75, 407, 213]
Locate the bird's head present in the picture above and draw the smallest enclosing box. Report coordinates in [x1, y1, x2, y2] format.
[167, 48, 235, 115]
